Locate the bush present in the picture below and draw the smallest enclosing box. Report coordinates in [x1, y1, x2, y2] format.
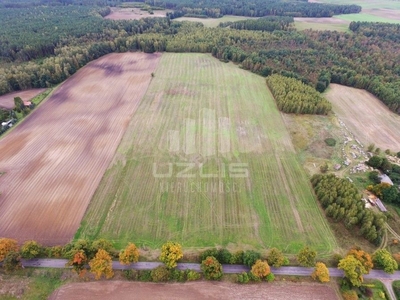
[151, 265, 170, 282]
[138, 270, 152, 281]
[47, 245, 63, 258]
[243, 250, 261, 267]
[21, 240, 42, 259]
[342, 290, 358, 300]
[324, 138, 336, 147]
[230, 250, 244, 264]
[218, 249, 232, 264]
[169, 269, 186, 282]
[186, 270, 201, 281]
[123, 269, 138, 281]
[237, 272, 250, 284]
[200, 248, 219, 262]
[267, 248, 285, 268]
[3, 251, 22, 273]
[201, 256, 223, 280]
[265, 272, 275, 282]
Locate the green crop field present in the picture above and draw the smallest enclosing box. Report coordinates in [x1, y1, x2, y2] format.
[75, 53, 338, 254]
[334, 13, 400, 24]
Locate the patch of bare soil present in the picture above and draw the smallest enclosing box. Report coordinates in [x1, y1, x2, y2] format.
[0, 274, 30, 298]
[363, 8, 400, 20]
[104, 7, 168, 20]
[50, 281, 340, 300]
[326, 84, 400, 151]
[0, 53, 161, 245]
[0, 89, 46, 109]
[294, 17, 349, 24]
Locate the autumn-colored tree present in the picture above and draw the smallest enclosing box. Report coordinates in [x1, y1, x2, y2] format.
[373, 249, 398, 274]
[3, 251, 22, 273]
[89, 249, 114, 280]
[312, 262, 330, 283]
[21, 240, 42, 259]
[67, 249, 88, 277]
[151, 265, 170, 282]
[160, 241, 183, 269]
[347, 248, 373, 273]
[250, 260, 271, 280]
[0, 238, 18, 262]
[338, 255, 368, 287]
[267, 248, 285, 268]
[297, 246, 317, 267]
[393, 252, 400, 266]
[201, 256, 223, 280]
[119, 243, 140, 265]
[342, 290, 358, 300]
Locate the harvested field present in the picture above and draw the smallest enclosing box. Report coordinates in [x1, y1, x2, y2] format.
[173, 15, 258, 27]
[0, 89, 46, 109]
[77, 53, 337, 254]
[326, 84, 400, 151]
[294, 17, 349, 32]
[104, 7, 167, 20]
[0, 52, 161, 245]
[363, 8, 400, 20]
[50, 281, 340, 300]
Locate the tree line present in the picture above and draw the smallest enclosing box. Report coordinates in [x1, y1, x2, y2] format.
[266, 74, 331, 115]
[311, 174, 386, 245]
[1, 8, 400, 114]
[165, 0, 361, 18]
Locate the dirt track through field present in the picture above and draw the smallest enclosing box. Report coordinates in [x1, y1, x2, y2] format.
[0, 89, 46, 109]
[50, 281, 340, 300]
[0, 53, 160, 245]
[326, 84, 400, 151]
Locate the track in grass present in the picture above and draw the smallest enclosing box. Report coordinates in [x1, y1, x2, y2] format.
[76, 53, 337, 254]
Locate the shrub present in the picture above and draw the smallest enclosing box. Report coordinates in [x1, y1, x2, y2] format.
[324, 138, 336, 147]
[3, 251, 22, 273]
[123, 269, 138, 281]
[251, 260, 271, 280]
[186, 270, 201, 281]
[138, 270, 152, 281]
[160, 241, 183, 269]
[0, 238, 19, 262]
[237, 272, 250, 284]
[243, 250, 261, 267]
[200, 248, 219, 262]
[119, 243, 140, 265]
[218, 249, 232, 264]
[342, 290, 358, 300]
[267, 248, 285, 268]
[21, 240, 42, 259]
[48, 245, 63, 258]
[230, 250, 244, 264]
[265, 272, 275, 282]
[151, 265, 170, 282]
[201, 256, 223, 280]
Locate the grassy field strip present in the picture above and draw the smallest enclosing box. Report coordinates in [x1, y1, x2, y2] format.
[334, 13, 400, 23]
[76, 53, 338, 254]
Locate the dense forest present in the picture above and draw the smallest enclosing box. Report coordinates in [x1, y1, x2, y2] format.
[311, 174, 386, 245]
[165, 0, 361, 18]
[1, 3, 400, 114]
[266, 75, 331, 115]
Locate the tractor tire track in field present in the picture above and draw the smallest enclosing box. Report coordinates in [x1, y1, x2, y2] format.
[0, 53, 161, 245]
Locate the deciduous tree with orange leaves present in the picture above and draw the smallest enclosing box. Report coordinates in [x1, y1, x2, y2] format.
[67, 250, 88, 277]
[160, 241, 183, 269]
[89, 249, 114, 280]
[251, 260, 271, 279]
[0, 238, 18, 262]
[119, 243, 140, 265]
[312, 262, 330, 283]
[347, 247, 373, 273]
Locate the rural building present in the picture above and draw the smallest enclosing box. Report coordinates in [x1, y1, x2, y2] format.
[375, 198, 387, 212]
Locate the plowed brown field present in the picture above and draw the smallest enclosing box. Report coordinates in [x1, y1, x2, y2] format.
[0, 52, 161, 245]
[0, 89, 46, 109]
[49, 281, 340, 300]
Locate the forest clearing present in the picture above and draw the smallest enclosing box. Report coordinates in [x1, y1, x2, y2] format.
[0, 89, 46, 110]
[76, 53, 337, 254]
[326, 84, 400, 151]
[0, 52, 160, 245]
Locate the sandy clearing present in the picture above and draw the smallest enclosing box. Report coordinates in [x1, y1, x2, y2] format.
[0, 52, 161, 245]
[326, 84, 400, 151]
[49, 281, 340, 300]
[0, 89, 46, 110]
[104, 7, 167, 20]
[294, 17, 349, 24]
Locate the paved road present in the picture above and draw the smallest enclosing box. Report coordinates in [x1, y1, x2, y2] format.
[16, 259, 400, 300]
